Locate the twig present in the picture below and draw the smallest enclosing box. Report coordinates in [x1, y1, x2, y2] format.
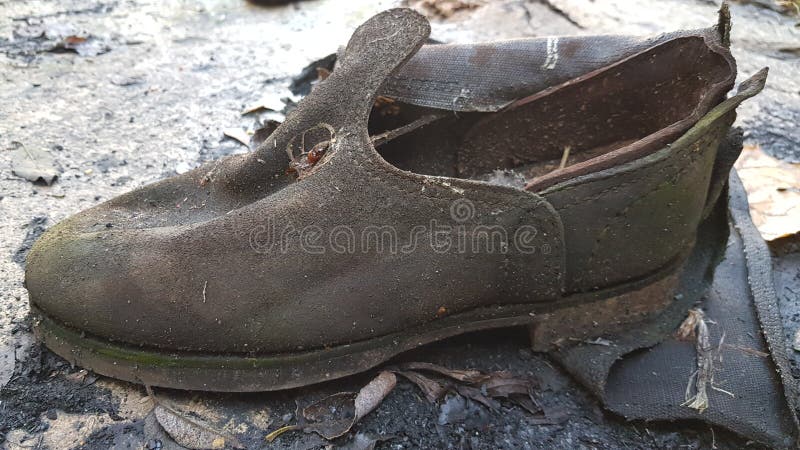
[559, 146, 571, 169]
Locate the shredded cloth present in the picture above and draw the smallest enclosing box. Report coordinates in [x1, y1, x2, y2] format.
[550, 172, 800, 449]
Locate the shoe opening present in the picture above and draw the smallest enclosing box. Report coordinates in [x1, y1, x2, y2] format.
[370, 34, 734, 191]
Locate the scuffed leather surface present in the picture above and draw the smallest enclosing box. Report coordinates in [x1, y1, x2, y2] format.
[542, 70, 766, 292]
[26, 9, 564, 353]
[25, 8, 764, 354]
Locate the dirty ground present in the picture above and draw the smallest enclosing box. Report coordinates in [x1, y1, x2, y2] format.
[1, 0, 799, 448]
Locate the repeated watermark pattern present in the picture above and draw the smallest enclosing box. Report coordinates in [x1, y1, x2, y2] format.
[249, 198, 549, 255]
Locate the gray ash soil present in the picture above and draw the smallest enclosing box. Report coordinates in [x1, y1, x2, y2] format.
[0, 322, 122, 446]
[7, 328, 752, 450]
[0, 0, 796, 448]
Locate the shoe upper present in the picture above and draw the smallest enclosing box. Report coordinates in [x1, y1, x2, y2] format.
[25, 8, 766, 354]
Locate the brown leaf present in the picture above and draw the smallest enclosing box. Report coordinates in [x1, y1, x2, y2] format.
[482, 371, 535, 397]
[509, 393, 542, 415]
[394, 370, 448, 402]
[153, 404, 244, 449]
[223, 128, 251, 148]
[734, 144, 800, 240]
[302, 371, 397, 440]
[399, 362, 490, 384]
[354, 371, 396, 420]
[10, 144, 60, 185]
[453, 384, 500, 410]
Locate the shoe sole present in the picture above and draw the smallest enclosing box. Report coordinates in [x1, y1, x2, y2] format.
[30, 250, 689, 392]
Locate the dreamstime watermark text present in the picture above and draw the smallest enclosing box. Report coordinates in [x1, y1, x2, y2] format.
[249, 199, 550, 255]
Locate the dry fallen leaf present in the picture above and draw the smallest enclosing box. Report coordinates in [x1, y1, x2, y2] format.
[154, 404, 244, 449]
[148, 387, 244, 450]
[302, 392, 358, 441]
[399, 362, 489, 384]
[392, 362, 540, 422]
[354, 371, 397, 419]
[273, 371, 398, 441]
[482, 371, 535, 397]
[223, 128, 252, 148]
[395, 370, 448, 402]
[10, 143, 60, 185]
[734, 144, 800, 240]
[241, 92, 286, 115]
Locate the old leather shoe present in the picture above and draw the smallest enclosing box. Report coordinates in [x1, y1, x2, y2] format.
[25, 8, 766, 391]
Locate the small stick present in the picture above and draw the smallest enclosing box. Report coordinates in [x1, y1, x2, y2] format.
[559, 146, 571, 169]
[202, 281, 208, 303]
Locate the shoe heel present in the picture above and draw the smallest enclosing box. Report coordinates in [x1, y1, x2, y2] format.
[528, 273, 680, 351]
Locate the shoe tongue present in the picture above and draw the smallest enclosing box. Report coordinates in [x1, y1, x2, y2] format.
[265, 9, 430, 145]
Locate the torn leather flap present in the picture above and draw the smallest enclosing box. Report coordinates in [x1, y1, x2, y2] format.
[249, 8, 430, 159]
[382, 5, 733, 114]
[549, 172, 800, 449]
[230, 8, 430, 189]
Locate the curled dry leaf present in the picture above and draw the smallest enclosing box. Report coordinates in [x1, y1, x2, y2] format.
[483, 371, 535, 397]
[395, 370, 448, 402]
[10, 144, 60, 185]
[392, 362, 542, 420]
[222, 128, 252, 148]
[302, 392, 358, 440]
[154, 404, 244, 449]
[734, 144, 800, 240]
[148, 387, 244, 450]
[354, 371, 397, 419]
[241, 92, 286, 115]
[399, 361, 489, 384]
[300, 371, 397, 440]
[454, 384, 501, 410]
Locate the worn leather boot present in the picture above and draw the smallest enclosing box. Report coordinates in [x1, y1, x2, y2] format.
[25, 7, 767, 391]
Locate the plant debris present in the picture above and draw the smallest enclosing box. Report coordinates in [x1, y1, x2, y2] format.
[241, 93, 287, 116]
[10, 143, 60, 185]
[390, 362, 550, 421]
[148, 387, 244, 449]
[734, 143, 800, 240]
[676, 308, 706, 340]
[222, 128, 252, 148]
[268, 371, 397, 442]
[679, 309, 717, 413]
[289, 53, 338, 96]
